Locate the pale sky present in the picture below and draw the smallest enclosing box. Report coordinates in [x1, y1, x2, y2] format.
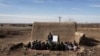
[0, 0, 100, 23]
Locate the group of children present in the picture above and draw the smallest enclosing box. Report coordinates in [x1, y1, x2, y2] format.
[27, 40, 79, 51]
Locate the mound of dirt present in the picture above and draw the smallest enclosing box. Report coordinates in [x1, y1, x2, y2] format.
[0, 30, 23, 39]
[0, 33, 6, 38]
[0, 30, 23, 36]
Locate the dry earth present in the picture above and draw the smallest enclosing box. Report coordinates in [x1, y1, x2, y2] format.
[0, 25, 100, 56]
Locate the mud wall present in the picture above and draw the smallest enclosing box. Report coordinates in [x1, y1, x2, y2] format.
[32, 22, 77, 42]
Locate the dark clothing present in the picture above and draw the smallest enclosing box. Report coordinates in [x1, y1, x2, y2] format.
[48, 34, 53, 42]
[27, 42, 31, 48]
[45, 42, 50, 50]
[41, 42, 46, 50]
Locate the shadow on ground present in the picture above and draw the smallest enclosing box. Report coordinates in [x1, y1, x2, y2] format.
[80, 36, 100, 47]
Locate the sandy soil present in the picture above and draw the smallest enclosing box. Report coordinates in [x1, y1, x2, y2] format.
[0, 26, 100, 56]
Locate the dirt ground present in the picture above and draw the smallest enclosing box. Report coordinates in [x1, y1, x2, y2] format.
[0, 26, 32, 45]
[0, 25, 100, 56]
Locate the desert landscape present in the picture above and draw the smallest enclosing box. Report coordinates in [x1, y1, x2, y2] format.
[0, 23, 100, 56]
[0, 0, 100, 56]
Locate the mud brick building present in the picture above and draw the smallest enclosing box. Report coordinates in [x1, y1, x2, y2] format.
[31, 22, 77, 42]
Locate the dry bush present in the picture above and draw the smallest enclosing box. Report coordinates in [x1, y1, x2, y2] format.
[0, 30, 22, 36]
[0, 33, 6, 38]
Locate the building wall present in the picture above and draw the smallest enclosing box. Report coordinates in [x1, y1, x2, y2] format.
[32, 22, 77, 42]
